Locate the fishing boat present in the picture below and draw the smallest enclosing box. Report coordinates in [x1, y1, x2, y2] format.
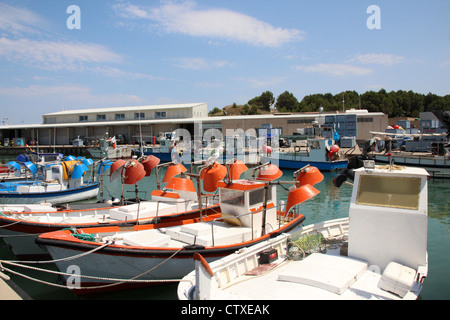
[87, 137, 132, 160]
[367, 131, 450, 178]
[132, 132, 180, 162]
[0, 158, 99, 205]
[0, 157, 219, 260]
[260, 138, 348, 171]
[1, 152, 64, 182]
[178, 162, 429, 300]
[35, 162, 323, 294]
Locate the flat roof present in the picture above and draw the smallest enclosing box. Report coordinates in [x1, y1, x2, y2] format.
[43, 103, 207, 117]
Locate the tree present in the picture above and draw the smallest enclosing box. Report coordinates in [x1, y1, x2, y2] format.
[248, 91, 275, 111]
[275, 91, 299, 112]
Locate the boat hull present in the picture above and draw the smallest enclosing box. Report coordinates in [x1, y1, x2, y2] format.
[373, 154, 450, 178]
[36, 214, 305, 294]
[0, 204, 220, 260]
[0, 183, 99, 205]
[133, 149, 173, 162]
[88, 147, 131, 160]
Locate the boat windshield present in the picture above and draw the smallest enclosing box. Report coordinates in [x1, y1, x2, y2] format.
[220, 189, 245, 207]
[356, 175, 421, 210]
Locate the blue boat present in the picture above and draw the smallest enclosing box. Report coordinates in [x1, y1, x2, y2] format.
[0, 159, 99, 205]
[260, 138, 348, 171]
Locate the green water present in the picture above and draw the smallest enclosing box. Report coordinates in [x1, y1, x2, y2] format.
[0, 156, 449, 300]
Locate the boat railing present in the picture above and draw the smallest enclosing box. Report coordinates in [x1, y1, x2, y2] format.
[208, 203, 293, 247]
[209, 210, 257, 247]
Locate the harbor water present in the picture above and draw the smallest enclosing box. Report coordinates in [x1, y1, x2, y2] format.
[0, 156, 449, 300]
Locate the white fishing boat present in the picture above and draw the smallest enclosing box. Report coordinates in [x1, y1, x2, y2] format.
[178, 163, 429, 300]
[368, 131, 450, 178]
[260, 138, 348, 171]
[1, 152, 63, 182]
[0, 157, 218, 260]
[0, 159, 98, 205]
[88, 137, 132, 159]
[35, 163, 323, 294]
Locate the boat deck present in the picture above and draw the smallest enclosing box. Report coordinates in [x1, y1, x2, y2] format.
[208, 250, 406, 300]
[101, 220, 258, 249]
[0, 200, 204, 225]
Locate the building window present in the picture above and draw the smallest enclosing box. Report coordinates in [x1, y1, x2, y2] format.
[79, 115, 88, 122]
[287, 119, 314, 124]
[135, 112, 145, 120]
[156, 112, 166, 119]
[357, 117, 373, 123]
[97, 114, 106, 121]
[115, 113, 125, 121]
[45, 117, 56, 124]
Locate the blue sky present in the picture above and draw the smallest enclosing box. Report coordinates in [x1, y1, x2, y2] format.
[0, 0, 449, 124]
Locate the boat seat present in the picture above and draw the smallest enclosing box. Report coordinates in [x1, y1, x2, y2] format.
[277, 253, 368, 295]
[108, 202, 177, 220]
[121, 230, 171, 247]
[379, 262, 416, 298]
[165, 222, 253, 247]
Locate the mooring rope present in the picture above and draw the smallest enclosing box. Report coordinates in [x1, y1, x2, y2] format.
[0, 220, 22, 229]
[0, 244, 188, 291]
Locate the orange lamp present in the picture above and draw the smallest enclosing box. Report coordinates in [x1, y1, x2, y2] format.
[141, 156, 160, 177]
[257, 164, 282, 181]
[284, 184, 320, 215]
[165, 177, 196, 192]
[110, 159, 126, 181]
[202, 162, 227, 192]
[123, 160, 146, 185]
[229, 160, 248, 180]
[162, 163, 187, 183]
[296, 166, 324, 186]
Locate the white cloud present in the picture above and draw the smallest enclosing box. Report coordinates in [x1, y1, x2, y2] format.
[0, 4, 123, 71]
[0, 37, 122, 70]
[172, 57, 234, 70]
[113, 1, 304, 47]
[348, 53, 405, 66]
[0, 3, 47, 35]
[296, 64, 373, 76]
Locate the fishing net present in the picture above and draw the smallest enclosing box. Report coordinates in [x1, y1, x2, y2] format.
[287, 232, 326, 261]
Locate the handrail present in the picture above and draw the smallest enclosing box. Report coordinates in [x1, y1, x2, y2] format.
[208, 204, 284, 247]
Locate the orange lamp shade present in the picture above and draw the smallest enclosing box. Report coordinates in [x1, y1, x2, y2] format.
[202, 162, 227, 192]
[285, 184, 320, 215]
[110, 159, 127, 181]
[229, 160, 248, 180]
[296, 166, 324, 186]
[141, 156, 160, 177]
[123, 160, 146, 185]
[162, 163, 187, 183]
[165, 177, 196, 192]
[257, 164, 282, 181]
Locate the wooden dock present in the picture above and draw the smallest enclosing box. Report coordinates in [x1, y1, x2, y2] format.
[0, 272, 31, 300]
[0, 145, 90, 157]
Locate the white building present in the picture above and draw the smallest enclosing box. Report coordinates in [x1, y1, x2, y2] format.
[0, 102, 387, 146]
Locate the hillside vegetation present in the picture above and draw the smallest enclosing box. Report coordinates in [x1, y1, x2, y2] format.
[209, 89, 450, 118]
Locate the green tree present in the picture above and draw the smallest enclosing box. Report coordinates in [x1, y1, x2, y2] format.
[275, 91, 299, 112]
[248, 91, 275, 111]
